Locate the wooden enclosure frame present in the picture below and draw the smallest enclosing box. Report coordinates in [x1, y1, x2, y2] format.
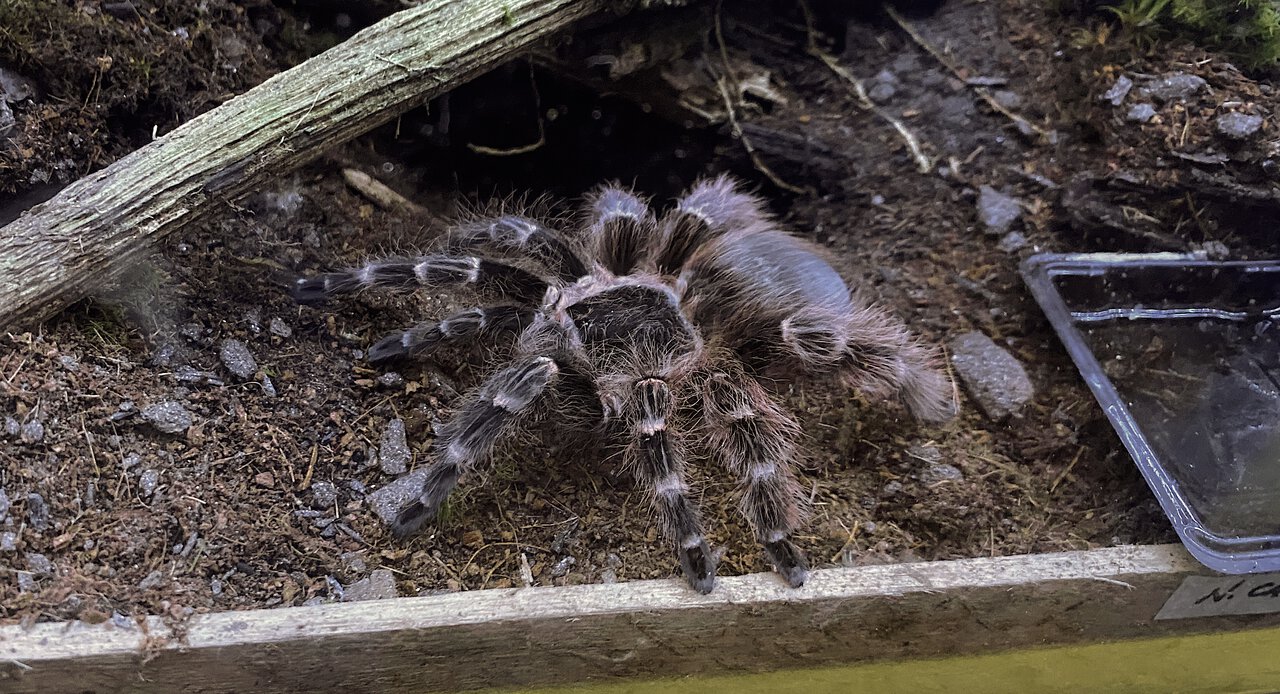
[4, 544, 1278, 692]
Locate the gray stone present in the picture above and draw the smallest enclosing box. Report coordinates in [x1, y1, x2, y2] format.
[600, 568, 618, 584]
[142, 401, 192, 434]
[25, 551, 52, 576]
[260, 375, 277, 397]
[377, 372, 404, 388]
[550, 556, 576, 578]
[340, 551, 367, 577]
[998, 231, 1028, 253]
[1216, 112, 1264, 140]
[868, 80, 896, 103]
[26, 492, 48, 531]
[1126, 103, 1157, 123]
[19, 418, 44, 444]
[0, 532, 16, 552]
[0, 488, 9, 521]
[1139, 72, 1207, 102]
[1101, 75, 1133, 106]
[58, 354, 80, 372]
[139, 469, 160, 498]
[16, 570, 35, 592]
[268, 317, 292, 339]
[310, 481, 338, 510]
[883, 480, 904, 495]
[949, 331, 1034, 420]
[343, 569, 399, 601]
[976, 185, 1022, 235]
[138, 569, 165, 590]
[122, 452, 141, 470]
[991, 89, 1022, 110]
[921, 463, 964, 484]
[174, 365, 224, 386]
[379, 419, 411, 475]
[219, 339, 257, 380]
[3, 416, 19, 436]
[0, 99, 13, 139]
[367, 468, 430, 527]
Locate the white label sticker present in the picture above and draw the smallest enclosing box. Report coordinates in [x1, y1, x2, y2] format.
[1156, 573, 1280, 620]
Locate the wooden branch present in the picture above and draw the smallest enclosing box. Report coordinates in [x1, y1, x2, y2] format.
[2, 545, 1276, 693]
[0, 0, 608, 332]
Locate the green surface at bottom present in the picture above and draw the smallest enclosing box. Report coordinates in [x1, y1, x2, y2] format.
[500, 626, 1280, 694]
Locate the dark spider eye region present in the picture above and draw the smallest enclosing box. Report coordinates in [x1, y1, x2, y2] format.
[566, 285, 693, 350]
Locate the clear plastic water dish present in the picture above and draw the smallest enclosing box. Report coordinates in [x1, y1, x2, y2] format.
[1021, 253, 1280, 574]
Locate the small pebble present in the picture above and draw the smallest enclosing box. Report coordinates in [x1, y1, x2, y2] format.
[883, 480, 904, 495]
[3, 416, 19, 437]
[142, 401, 192, 434]
[550, 556, 576, 578]
[26, 493, 49, 531]
[16, 571, 35, 593]
[0, 531, 16, 552]
[174, 365, 225, 386]
[269, 317, 293, 339]
[219, 339, 258, 380]
[600, 568, 618, 584]
[1216, 112, 1264, 140]
[0, 100, 12, 138]
[244, 309, 262, 335]
[58, 354, 80, 372]
[122, 452, 141, 470]
[950, 331, 1035, 421]
[998, 231, 1028, 253]
[343, 569, 399, 601]
[0, 488, 9, 520]
[26, 552, 53, 576]
[377, 372, 404, 388]
[1138, 72, 1207, 102]
[210, 578, 223, 596]
[340, 551, 367, 577]
[921, 463, 965, 484]
[1101, 74, 1133, 106]
[138, 570, 165, 590]
[139, 469, 160, 498]
[1126, 103, 1156, 123]
[976, 185, 1022, 236]
[254, 471, 275, 488]
[379, 419, 411, 475]
[311, 481, 338, 510]
[19, 419, 44, 444]
[260, 375, 277, 397]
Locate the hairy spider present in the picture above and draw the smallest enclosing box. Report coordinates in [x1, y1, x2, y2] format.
[292, 176, 955, 593]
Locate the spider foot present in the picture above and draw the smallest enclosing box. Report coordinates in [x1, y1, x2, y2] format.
[390, 500, 434, 539]
[290, 275, 332, 305]
[678, 538, 717, 594]
[764, 538, 808, 588]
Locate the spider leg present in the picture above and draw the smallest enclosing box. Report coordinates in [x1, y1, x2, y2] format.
[656, 174, 771, 274]
[626, 377, 715, 594]
[449, 215, 588, 281]
[291, 254, 548, 305]
[701, 371, 808, 588]
[367, 304, 534, 363]
[392, 355, 560, 537]
[582, 184, 657, 275]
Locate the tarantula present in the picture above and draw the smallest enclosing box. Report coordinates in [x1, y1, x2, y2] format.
[292, 176, 955, 593]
